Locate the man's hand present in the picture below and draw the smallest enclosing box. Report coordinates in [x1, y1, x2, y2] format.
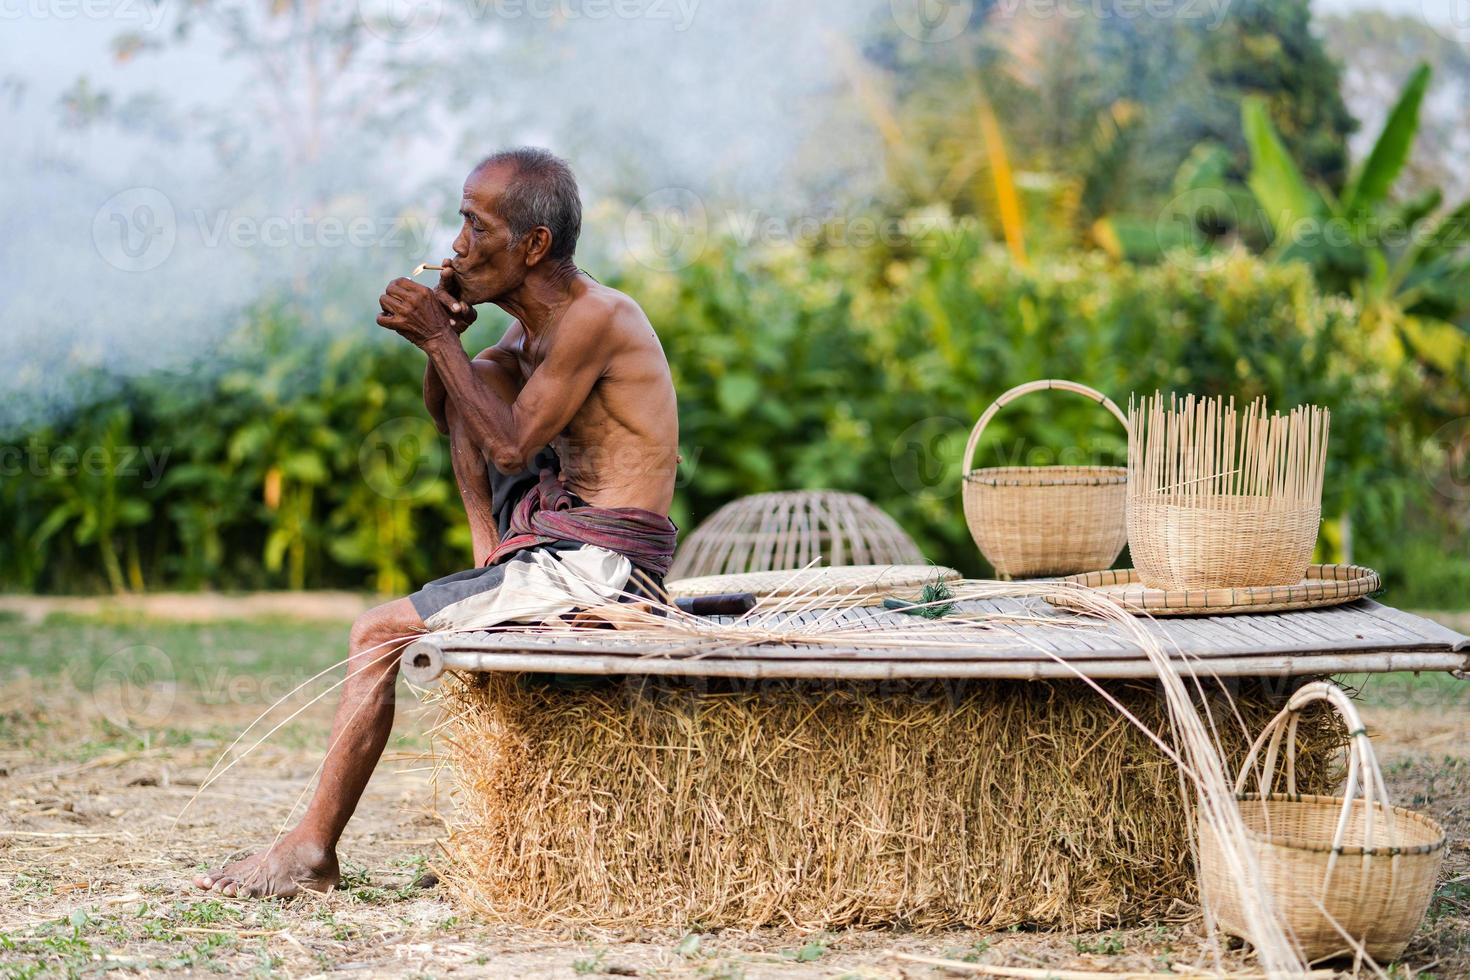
[434, 262, 477, 335]
[377, 278, 458, 349]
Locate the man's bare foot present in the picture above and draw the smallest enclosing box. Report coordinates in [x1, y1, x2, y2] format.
[193, 834, 339, 898]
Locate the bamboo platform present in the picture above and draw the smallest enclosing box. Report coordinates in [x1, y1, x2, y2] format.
[402, 597, 1469, 685]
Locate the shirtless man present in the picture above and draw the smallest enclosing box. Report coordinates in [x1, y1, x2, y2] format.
[194, 148, 680, 897]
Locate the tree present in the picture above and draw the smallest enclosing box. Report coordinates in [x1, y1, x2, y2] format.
[1198, 0, 1358, 192]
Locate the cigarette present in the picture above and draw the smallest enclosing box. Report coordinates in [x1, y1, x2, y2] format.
[412, 263, 445, 276]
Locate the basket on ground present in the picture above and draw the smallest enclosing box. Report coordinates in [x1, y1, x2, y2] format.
[1199, 680, 1445, 962]
[961, 380, 1128, 578]
[1128, 394, 1329, 590]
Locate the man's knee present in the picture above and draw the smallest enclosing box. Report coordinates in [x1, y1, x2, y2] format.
[348, 600, 423, 668]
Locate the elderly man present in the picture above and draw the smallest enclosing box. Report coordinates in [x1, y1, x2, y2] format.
[195, 148, 681, 897]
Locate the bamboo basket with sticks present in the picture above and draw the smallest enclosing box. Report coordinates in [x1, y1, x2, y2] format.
[1127, 393, 1330, 591]
[961, 380, 1129, 579]
[1200, 680, 1446, 962]
[668, 489, 924, 580]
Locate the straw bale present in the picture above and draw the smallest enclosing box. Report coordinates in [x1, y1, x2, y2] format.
[431, 673, 1342, 930]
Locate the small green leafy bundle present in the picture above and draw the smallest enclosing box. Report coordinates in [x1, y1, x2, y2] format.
[882, 575, 957, 619]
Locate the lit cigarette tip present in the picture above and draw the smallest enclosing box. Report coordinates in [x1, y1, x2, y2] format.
[412, 263, 445, 276]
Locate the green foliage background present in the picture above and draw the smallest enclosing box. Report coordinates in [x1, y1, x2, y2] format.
[8, 1, 1470, 607]
[6, 232, 1463, 604]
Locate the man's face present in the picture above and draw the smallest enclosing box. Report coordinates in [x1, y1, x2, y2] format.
[448, 164, 526, 305]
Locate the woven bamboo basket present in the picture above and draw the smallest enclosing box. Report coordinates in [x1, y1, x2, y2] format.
[668, 489, 924, 581]
[1128, 394, 1329, 590]
[1200, 681, 1445, 962]
[962, 380, 1128, 579]
[1127, 496, 1322, 590]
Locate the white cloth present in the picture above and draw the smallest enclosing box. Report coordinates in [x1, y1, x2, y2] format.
[424, 545, 632, 632]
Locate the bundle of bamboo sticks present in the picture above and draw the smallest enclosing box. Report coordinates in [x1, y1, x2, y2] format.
[1127, 393, 1330, 590]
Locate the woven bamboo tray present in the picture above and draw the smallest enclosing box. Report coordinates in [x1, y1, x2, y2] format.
[1049, 564, 1380, 616]
[667, 564, 960, 610]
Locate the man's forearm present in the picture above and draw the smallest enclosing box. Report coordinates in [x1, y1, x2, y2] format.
[424, 361, 449, 434]
[423, 336, 524, 471]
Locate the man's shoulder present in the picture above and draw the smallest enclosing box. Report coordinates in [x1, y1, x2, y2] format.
[566, 281, 653, 339]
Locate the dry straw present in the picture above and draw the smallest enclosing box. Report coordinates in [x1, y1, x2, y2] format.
[962, 380, 1129, 579]
[1128, 394, 1330, 591]
[423, 569, 1349, 974]
[433, 672, 1339, 936]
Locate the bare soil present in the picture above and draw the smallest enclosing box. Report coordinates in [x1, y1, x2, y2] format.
[0, 604, 1466, 978]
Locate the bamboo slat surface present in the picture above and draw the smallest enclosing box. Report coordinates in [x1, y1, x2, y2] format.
[402, 598, 1470, 684]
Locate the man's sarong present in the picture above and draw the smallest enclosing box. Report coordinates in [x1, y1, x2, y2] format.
[409, 449, 678, 632]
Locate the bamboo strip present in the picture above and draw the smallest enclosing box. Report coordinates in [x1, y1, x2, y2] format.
[404, 647, 1467, 685]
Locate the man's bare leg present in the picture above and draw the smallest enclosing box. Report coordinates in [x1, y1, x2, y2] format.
[193, 597, 425, 898]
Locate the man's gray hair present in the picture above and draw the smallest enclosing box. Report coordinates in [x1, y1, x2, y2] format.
[476, 148, 582, 262]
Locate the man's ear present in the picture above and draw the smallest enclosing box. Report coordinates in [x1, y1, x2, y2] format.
[522, 226, 554, 267]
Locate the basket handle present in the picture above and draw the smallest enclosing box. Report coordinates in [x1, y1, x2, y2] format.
[1233, 680, 1394, 856]
[962, 379, 1131, 475]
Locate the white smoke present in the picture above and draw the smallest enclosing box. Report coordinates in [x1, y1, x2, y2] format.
[0, 0, 902, 432]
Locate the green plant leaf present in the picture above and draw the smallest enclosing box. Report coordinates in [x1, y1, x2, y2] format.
[1241, 96, 1321, 243]
[716, 373, 761, 417]
[1344, 63, 1430, 215]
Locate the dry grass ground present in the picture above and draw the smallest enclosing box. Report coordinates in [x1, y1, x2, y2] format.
[0, 603, 1465, 978]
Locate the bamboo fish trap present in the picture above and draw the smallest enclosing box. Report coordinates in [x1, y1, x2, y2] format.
[668, 490, 925, 580]
[1127, 393, 1330, 591]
